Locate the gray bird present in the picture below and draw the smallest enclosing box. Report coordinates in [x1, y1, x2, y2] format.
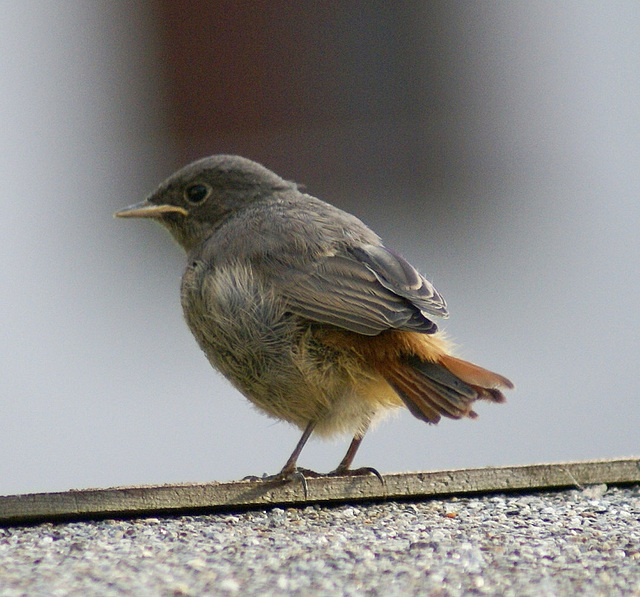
[116, 155, 513, 479]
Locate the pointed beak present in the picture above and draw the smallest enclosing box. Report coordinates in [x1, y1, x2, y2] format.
[114, 200, 188, 219]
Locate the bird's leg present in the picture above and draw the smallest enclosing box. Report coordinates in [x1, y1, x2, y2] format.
[329, 422, 384, 485]
[276, 420, 316, 479]
[332, 434, 365, 474]
[243, 422, 318, 496]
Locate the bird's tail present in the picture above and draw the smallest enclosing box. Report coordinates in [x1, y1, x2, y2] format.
[380, 352, 513, 424]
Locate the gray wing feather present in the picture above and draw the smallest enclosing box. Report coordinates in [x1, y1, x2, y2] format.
[348, 245, 448, 319]
[283, 245, 447, 336]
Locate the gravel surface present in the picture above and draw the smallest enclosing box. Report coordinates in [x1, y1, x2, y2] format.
[1, 484, 639, 596]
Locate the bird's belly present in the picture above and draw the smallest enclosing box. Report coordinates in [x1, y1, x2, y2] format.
[180, 261, 400, 434]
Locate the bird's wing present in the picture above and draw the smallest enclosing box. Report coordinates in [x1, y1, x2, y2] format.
[282, 244, 448, 336]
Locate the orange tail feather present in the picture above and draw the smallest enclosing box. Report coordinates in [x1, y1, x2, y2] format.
[379, 353, 512, 425]
[439, 354, 514, 396]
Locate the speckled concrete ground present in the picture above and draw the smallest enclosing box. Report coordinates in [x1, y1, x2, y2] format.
[1, 484, 639, 596]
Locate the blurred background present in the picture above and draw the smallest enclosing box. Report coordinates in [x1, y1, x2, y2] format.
[1, 1, 639, 496]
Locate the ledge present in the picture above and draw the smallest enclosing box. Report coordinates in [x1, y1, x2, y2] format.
[1, 457, 638, 525]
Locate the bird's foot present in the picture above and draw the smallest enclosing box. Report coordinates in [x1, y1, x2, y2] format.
[327, 466, 385, 487]
[275, 467, 323, 480]
[243, 467, 322, 499]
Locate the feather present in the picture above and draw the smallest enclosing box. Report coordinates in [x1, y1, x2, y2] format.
[362, 333, 512, 424]
[282, 248, 443, 336]
[439, 354, 514, 394]
[379, 358, 477, 423]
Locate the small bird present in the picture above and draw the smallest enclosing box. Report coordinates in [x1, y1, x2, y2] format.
[116, 155, 513, 479]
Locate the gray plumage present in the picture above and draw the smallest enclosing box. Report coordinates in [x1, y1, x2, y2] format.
[116, 155, 511, 476]
[145, 156, 445, 433]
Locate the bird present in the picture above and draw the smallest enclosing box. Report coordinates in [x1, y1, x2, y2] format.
[115, 155, 513, 479]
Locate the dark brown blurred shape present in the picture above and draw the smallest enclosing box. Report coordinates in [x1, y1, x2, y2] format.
[155, 2, 437, 135]
[154, 1, 491, 208]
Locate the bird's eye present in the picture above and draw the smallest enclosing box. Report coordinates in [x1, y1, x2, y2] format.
[184, 183, 211, 205]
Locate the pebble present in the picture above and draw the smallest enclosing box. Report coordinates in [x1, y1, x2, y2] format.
[0, 485, 639, 595]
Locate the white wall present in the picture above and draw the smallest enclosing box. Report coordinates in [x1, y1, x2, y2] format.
[1, 2, 638, 495]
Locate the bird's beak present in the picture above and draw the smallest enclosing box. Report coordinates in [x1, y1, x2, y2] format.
[114, 200, 188, 219]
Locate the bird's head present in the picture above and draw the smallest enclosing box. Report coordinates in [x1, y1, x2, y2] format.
[115, 155, 294, 253]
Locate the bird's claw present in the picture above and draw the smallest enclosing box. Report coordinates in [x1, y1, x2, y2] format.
[327, 466, 385, 487]
[243, 465, 384, 499]
[245, 467, 322, 499]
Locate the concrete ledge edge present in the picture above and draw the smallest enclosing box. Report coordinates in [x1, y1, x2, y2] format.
[1, 457, 638, 525]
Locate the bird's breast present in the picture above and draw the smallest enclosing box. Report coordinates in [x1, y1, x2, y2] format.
[181, 260, 291, 356]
